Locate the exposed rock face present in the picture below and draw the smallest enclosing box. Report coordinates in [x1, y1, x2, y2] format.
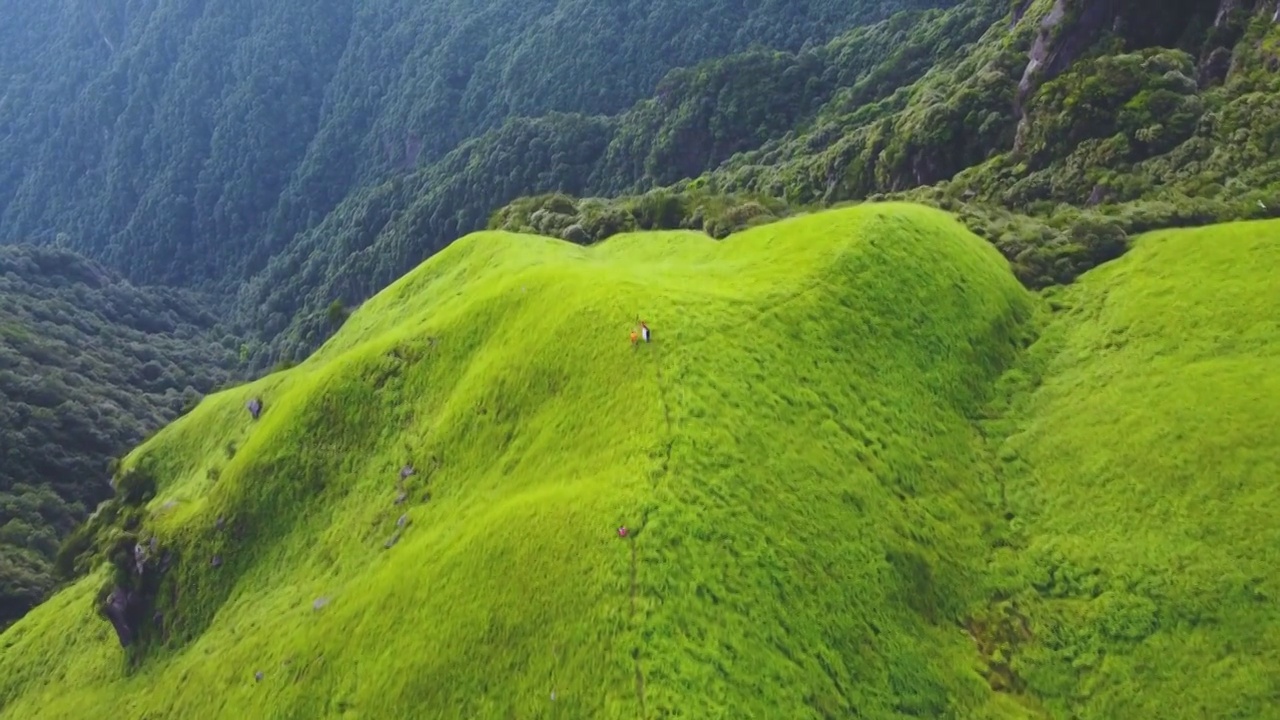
[97, 538, 172, 648]
[1216, 0, 1246, 24]
[1014, 0, 1277, 144]
[1244, 0, 1278, 22]
[1015, 0, 1280, 102]
[1016, 0, 1117, 110]
[101, 586, 139, 647]
[1199, 46, 1234, 86]
[1211, 0, 1280, 29]
[1011, 0, 1037, 26]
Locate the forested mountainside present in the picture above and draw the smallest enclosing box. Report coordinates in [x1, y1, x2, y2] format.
[235, 2, 1005, 362]
[491, 0, 1280, 286]
[0, 245, 236, 628]
[246, 0, 1280, 365]
[0, 0, 945, 293]
[9, 0, 1277, 368]
[5, 0, 1274, 363]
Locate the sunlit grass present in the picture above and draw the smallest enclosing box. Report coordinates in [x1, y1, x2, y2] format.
[2, 207, 1276, 719]
[984, 218, 1280, 718]
[0, 203, 1032, 718]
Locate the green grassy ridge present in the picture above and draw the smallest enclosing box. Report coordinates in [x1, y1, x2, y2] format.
[981, 218, 1280, 716]
[4, 205, 1279, 718]
[0, 203, 1037, 718]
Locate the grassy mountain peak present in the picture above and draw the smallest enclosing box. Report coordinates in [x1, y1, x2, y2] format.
[1, 203, 1037, 717]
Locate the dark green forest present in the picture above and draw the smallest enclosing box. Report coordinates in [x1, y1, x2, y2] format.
[3, 0, 1280, 626]
[248, 0, 1280, 362]
[0, 245, 236, 626]
[0, 0, 947, 290]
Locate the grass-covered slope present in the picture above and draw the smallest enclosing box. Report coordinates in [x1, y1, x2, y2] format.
[985, 218, 1280, 716]
[0, 203, 1035, 718]
[4, 206, 1276, 718]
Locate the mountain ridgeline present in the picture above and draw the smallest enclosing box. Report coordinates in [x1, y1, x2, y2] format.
[6, 0, 1278, 371]
[0, 0, 948, 300]
[0, 0, 953, 627]
[230, 0, 1280, 363]
[491, 0, 1280, 284]
[1, 204, 1277, 718]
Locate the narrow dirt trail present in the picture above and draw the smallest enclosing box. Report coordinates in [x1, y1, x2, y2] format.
[627, 335, 676, 719]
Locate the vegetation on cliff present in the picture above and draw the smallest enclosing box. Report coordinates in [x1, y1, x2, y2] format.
[492, 0, 1280, 292]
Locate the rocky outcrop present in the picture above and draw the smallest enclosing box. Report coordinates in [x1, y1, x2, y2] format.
[1016, 0, 1118, 110]
[1237, 0, 1280, 22]
[101, 585, 140, 647]
[1015, 0, 1278, 137]
[1212, 0, 1280, 29]
[97, 536, 172, 648]
[1015, 0, 1280, 103]
[1216, 0, 1246, 24]
[1198, 46, 1235, 85]
[1011, 0, 1036, 27]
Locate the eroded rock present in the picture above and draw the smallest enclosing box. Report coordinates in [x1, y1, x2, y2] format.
[101, 586, 138, 647]
[97, 536, 172, 648]
[1198, 46, 1232, 87]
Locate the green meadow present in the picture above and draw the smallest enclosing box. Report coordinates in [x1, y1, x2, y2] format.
[983, 219, 1280, 718]
[1, 204, 1276, 718]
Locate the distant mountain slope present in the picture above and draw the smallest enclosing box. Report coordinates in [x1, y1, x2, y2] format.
[490, 0, 1280, 292]
[245, 0, 1280, 367]
[0, 0, 948, 291]
[232, 1, 1002, 366]
[0, 245, 237, 628]
[0, 203, 1035, 718]
[5, 0, 1279, 378]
